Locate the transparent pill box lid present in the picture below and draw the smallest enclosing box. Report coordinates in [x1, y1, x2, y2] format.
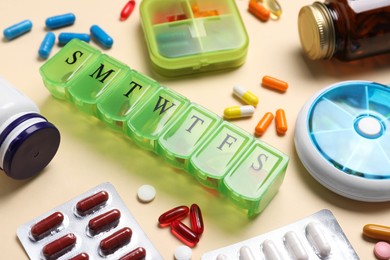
[140, 0, 249, 76]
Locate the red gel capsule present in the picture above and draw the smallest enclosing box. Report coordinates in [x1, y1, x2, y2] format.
[99, 227, 132, 256]
[158, 205, 189, 227]
[119, 247, 147, 260]
[69, 252, 89, 260]
[30, 211, 64, 240]
[171, 220, 199, 247]
[76, 191, 109, 216]
[42, 233, 77, 259]
[120, 0, 136, 21]
[88, 209, 121, 236]
[190, 204, 204, 235]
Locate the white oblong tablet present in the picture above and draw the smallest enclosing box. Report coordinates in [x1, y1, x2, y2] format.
[262, 239, 283, 260]
[174, 245, 192, 260]
[284, 231, 309, 260]
[239, 246, 255, 260]
[305, 222, 331, 257]
[137, 184, 156, 203]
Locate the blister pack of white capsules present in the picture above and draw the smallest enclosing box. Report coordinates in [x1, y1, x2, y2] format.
[202, 209, 359, 260]
[17, 182, 163, 260]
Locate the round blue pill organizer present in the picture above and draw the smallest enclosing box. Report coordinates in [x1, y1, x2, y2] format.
[295, 81, 390, 201]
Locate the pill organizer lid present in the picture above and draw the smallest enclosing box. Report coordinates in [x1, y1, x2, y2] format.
[295, 81, 390, 201]
[3, 120, 60, 180]
[140, 0, 249, 76]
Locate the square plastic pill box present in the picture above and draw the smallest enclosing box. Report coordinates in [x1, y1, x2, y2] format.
[17, 182, 163, 260]
[139, 0, 249, 76]
[201, 209, 359, 259]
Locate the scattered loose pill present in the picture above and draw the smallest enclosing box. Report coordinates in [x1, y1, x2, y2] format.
[233, 85, 259, 106]
[99, 227, 132, 255]
[248, 0, 270, 22]
[58, 32, 90, 45]
[171, 220, 200, 247]
[284, 231, 309, 260]
[305, 222, 331, 258]
[30, 211, 64, 240]
[363, 224, 390, 242]
[120, 0, 136, 21]
[90, 25, 114, 49]
[42, 233, 77, 259]
[45, 13, 76, 29]
[3, 19, 32, 40]
[190, 204, 204, 235]
[174, 245, 192, 260]
[119, 247, 147, 260]
[275, 109, 288, 135]
[255, 112, 274, 136]
[374, 241, 390, 260]
[158, 205, 189, 227]
[224, 105, 255, 119]
[261, 0, 283, 20]
[137, 184, 156, 203]
[38, 32, 56, 60]
[69, 253, 89, 260]
[262, 239, 283, 260]
[262, 75, 288, 92]
[76, 190, 109, 216]
[88, 209, 121, 235]
[239, 245, 256, 260]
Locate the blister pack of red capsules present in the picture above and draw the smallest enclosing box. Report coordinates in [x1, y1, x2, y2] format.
[17, 182, 163, 260]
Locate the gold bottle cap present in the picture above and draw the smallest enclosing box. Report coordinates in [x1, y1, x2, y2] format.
[298, 2, 335, 60]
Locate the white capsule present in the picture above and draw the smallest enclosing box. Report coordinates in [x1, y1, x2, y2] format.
[239, 246, 255, 260]
[262, 239, 283, 260]
[223, 105, 255, 119]
[284, 231, 309, 260]
[305, 222, 331, 257]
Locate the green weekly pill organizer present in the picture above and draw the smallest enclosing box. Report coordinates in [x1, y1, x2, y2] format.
[139, 0, 249, 76]
[40, 39, 288, 217]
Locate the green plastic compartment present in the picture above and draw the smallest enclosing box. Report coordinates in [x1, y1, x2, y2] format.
[40, 39, 289, 217]
[140, 0, 249, 76]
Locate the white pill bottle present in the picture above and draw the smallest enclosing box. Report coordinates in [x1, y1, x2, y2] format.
[0, 76, 60, 179]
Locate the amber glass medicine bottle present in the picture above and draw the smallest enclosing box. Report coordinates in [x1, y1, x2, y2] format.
[298, 0, 390, 61]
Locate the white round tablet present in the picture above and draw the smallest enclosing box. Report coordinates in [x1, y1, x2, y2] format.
[137, 184, 156, 203]
[174, 245, 192, 260]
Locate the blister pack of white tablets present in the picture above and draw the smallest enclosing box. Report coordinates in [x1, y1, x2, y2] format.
[202, 209, 359, 260]
[17, 182, 163, 260]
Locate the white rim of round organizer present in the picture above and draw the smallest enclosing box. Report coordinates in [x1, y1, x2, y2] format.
[294, 80, 390, 202]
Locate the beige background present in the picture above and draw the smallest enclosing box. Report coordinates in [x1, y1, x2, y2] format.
[1, 0, 390, 259]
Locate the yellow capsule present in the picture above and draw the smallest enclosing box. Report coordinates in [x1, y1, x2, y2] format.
[363, 224, 390, 242]
[233, 85, 259, 106]
[275, 109, 287, 135]
[224, 105, 255, 119]
[255, 112, 274, 136]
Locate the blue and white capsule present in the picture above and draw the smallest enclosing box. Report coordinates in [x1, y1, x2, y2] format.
[3, 19, 33, 40]
[38, 32, 56, 60]
[58, 32, 90, 45]
[45, 13, 76, 29]
[90, 25, 113, 49]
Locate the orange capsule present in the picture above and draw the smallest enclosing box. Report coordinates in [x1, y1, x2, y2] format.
[255, 112, 274, 136]
[248, 0, 270, 22]
[275, 109, 287, 135]
[363, 224, 390, 242]
[262, 75, 288, 92]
